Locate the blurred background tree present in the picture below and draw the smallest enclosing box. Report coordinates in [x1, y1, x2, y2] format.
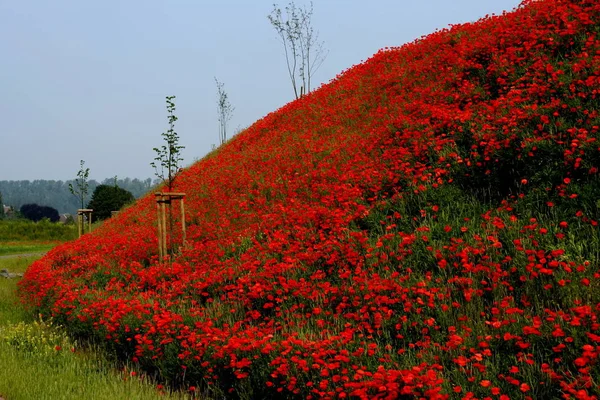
[19, 203, 59, 222]
[86, 184, 134, 220]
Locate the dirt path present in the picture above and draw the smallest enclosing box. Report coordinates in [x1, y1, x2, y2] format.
[0, 252, 47, 260]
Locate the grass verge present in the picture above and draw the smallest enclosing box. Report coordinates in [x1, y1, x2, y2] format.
[0, 252, 191, 400]
[0, 219, 77, 242]
[0, 245, 55, 257]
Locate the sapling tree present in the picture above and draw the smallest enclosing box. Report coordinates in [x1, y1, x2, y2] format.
[151, 95, 185, 192]
[68, 160, 90, 209]
[268, 1, 327, 99]
[215, 78, 235, 146]
[151, 96, 186, 258]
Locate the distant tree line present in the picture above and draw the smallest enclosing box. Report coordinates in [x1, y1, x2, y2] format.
[0, 191, 4, 219]
[0, 178, 155, 215]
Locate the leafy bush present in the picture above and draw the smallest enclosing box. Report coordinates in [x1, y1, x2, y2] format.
[87, 185, 135, 221]
[20, 204, 59, 223]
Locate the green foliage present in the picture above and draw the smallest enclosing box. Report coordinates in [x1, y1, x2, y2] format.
[151, 96, 184, 192]
[68, 160, 90, 210]
[0, 178, 153, 215]
[0, 191, 4, 219]
[0, 252, 190, 400]
[0, 245, 55, 257]
[0, 219, 77, 242]
[87, 185, 135, 221]
[19, 203, 60, 223]
[0, 256, 39, 326]
[0, 335, 191, 400]
[0, 318, 71, 356]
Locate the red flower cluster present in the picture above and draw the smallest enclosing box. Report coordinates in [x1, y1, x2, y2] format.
[19, 0, 600, 398]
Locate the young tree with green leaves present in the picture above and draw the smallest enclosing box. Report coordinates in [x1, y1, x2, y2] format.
[68, 160, 90, 209]
[151, 95, 184, 192]
[215, 78, 235, 146]
[151, 96, 186, 258]
[268, 1, 327, 99]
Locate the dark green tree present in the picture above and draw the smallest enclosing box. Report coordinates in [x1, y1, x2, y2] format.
[86, 185, 135, 220]
[20, 204, 59, 222]
[0, 191, 4, 219]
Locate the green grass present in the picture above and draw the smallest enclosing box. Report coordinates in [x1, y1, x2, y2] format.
[0, 342, 191, 400]
[0, 219, 77, 242]
[0, 244, 55, 257]
[0, 256, 38, 326]
[0, 250, 192, 400]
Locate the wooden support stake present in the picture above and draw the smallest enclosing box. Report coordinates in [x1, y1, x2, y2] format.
[180, 196, 186, 246]
[155, 192, 186, 260]
[161, 199, 166, 258]
[77, 209, 93, 238]
[156, 196, 163, 259]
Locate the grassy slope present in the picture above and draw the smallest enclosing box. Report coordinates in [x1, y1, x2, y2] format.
[0, 253, 190, 400]
[19, 0, 600, 398]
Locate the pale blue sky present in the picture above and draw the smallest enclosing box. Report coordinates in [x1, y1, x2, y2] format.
[0, 0, 522, 181]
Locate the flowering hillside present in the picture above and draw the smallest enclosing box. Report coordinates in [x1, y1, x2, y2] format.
[19, 0, 600, 398]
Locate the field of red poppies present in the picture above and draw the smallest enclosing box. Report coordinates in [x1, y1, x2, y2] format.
[19, 0, 600, 398]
